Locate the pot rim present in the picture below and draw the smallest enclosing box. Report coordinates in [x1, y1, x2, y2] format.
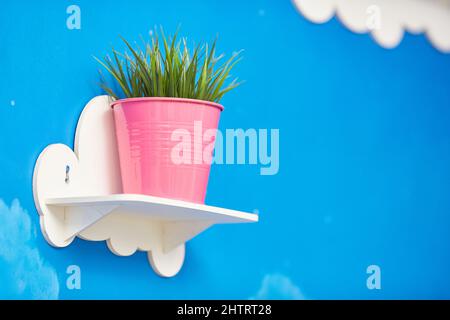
[110, 96, 224, 111]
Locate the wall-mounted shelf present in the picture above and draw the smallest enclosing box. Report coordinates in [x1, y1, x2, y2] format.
[32, 96, 258, 277]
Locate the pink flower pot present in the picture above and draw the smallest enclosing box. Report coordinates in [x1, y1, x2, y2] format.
[111, 97, 223, 204]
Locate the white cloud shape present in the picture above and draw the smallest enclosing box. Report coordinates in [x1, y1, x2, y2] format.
[251, 273, 305, 300]
[0, 199, 59, 299]
[292, 0, 450, 52]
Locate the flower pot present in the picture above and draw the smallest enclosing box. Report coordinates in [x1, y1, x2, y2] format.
[111, 97, 223, 204]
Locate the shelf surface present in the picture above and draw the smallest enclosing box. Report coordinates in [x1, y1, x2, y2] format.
[46, 193, 259, 224]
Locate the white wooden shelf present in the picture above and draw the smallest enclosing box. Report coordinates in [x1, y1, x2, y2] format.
[46, 194, 257, 223]
[44, 193, 257, 252]
[32, 96, 258, 277]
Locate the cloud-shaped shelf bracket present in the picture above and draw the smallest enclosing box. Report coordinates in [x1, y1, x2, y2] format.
[32, 95, 258, 278]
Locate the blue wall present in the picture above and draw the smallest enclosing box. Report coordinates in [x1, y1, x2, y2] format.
[1, 0, 450, 299]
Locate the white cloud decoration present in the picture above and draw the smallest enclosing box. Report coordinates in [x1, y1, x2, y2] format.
[0, 199, 59, 299]
[251, 273, 305, 300]
[292, 0, 450, 52]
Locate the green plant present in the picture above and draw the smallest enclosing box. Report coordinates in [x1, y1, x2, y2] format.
[95, 28, 242, 103]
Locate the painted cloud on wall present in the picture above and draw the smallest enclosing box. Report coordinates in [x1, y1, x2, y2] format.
[251, 273, 305, 300]
[0, 199, 59, 299]
[292, 0, 450, 52]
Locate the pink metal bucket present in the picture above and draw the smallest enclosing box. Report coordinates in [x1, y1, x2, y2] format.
[111, 97, 223, 204]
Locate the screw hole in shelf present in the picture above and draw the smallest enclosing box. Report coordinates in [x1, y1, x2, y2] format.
[65, 165, 70, 184]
